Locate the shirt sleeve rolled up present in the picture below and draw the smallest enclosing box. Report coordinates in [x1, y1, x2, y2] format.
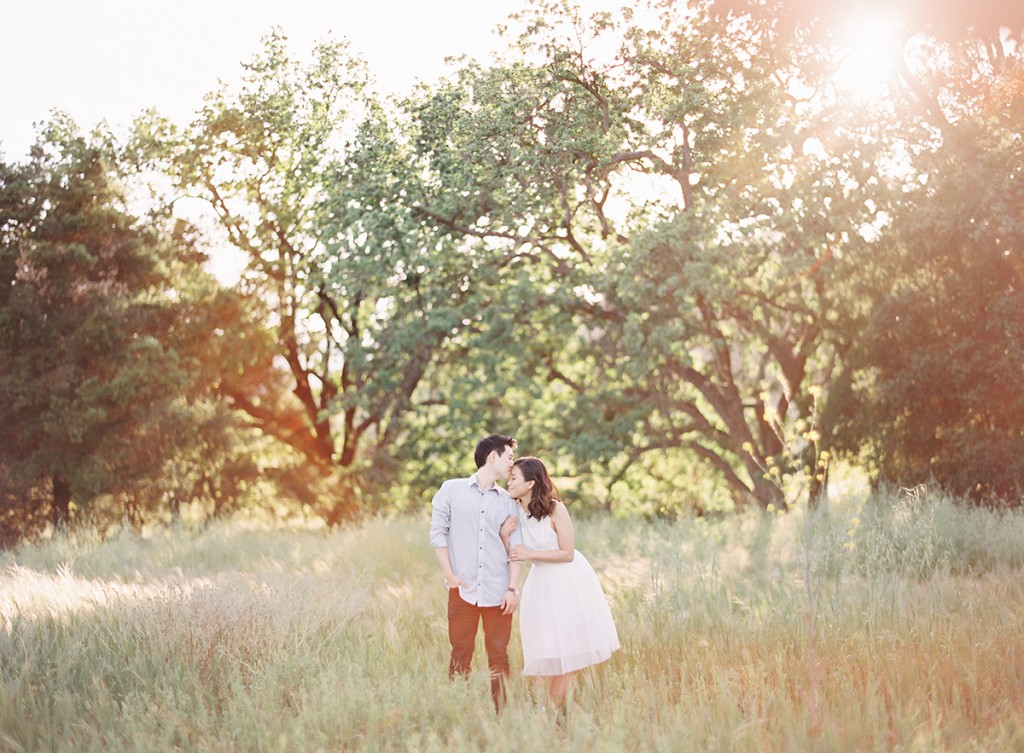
[429, 481, 452, 549]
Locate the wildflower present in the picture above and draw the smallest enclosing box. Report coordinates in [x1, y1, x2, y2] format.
[808, 385, 823, 399]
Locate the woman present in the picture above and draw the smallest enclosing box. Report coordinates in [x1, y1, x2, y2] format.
[501, 456, 619, 712]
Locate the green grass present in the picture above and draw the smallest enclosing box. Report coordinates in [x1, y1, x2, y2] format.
[2, 491, 1024, 752]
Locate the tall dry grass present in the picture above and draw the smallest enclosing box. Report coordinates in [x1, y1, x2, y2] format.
[2, 490, 1023, 752]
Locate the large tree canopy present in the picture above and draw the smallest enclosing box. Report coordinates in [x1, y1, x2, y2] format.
[137, 31, 539, 519]
[4, 0, 1020, 543]
[0, 118, 246, 534]
[387, 0, 893, 510]
[825, 4, 1024, 499]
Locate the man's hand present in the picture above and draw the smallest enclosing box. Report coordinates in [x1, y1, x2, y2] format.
[445, 575, 469, 590]
[501, 590, 520, 615]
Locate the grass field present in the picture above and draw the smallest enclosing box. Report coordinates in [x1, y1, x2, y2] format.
[2, 490, 1024, 752]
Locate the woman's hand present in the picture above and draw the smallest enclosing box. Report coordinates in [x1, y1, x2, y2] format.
[499, 514, 518, 538]
[509, 544, 531, 562]
[499, 514, 518, 554]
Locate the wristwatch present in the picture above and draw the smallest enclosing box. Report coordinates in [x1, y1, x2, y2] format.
[507, 587, 521, 596]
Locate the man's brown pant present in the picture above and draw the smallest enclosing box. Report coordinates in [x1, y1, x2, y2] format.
[447, 588, 513, 712]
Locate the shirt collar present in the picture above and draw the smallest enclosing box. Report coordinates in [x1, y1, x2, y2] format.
[470, 472, 497, 493]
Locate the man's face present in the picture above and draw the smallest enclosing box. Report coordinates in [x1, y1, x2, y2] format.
[495, 446, 515, 479]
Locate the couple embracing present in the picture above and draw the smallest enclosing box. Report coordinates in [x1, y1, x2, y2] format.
[429, 434, 620, 715]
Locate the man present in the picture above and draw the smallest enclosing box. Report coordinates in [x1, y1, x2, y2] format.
[429, 434, 524, 711]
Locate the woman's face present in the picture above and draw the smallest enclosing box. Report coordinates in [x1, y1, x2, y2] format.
[506, 466, 534, 501]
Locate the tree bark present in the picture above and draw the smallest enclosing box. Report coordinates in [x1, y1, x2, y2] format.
[51, 474, 72, 528]
[807, 460, 828, 510]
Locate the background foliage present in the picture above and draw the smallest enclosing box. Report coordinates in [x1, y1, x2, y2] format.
[1, 0, 1022, 538]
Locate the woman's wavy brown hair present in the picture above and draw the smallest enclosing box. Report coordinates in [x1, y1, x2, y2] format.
[513, 456, 560, 520]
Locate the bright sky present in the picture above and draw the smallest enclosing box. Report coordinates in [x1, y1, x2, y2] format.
[2, 0, 907, 163]
[1, 0, 531, 160]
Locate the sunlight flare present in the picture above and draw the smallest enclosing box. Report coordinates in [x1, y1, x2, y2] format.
[833, 6, 905, 100]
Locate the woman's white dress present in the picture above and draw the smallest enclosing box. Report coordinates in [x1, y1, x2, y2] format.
[518, 506, 620, 676]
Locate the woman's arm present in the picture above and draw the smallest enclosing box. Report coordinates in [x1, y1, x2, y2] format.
[499, 514, 518, 553]
[510, 502, 575, 563]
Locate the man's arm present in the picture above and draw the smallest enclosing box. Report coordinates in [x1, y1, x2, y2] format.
[433, 547, 466, 589]
[499, 515, 517, 552]
[502, 560, 523, 615]
[429, 482, 466, 588]
[500, 499, 524, 552]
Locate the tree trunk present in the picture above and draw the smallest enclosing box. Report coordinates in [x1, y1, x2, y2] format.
[124, 495, 145, 532]
[750, 471, 786, 511]
[321, 475, 362, 528]
[808, 461, 829, 510]
[52, 474, 72, 528]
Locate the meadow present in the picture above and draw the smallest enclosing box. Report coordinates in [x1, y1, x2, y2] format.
[2, 489, 1024, 753]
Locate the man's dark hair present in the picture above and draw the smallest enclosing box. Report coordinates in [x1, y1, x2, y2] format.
[474, 434, 517, 469]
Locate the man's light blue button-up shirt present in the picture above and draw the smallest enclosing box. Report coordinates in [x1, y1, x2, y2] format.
[429, 473, 523, 607]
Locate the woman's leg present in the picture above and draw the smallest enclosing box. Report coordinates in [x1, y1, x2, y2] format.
[547, 672, 573, 706]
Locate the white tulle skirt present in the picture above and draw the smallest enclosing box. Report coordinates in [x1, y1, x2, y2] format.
[519, 550, 620, 676]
